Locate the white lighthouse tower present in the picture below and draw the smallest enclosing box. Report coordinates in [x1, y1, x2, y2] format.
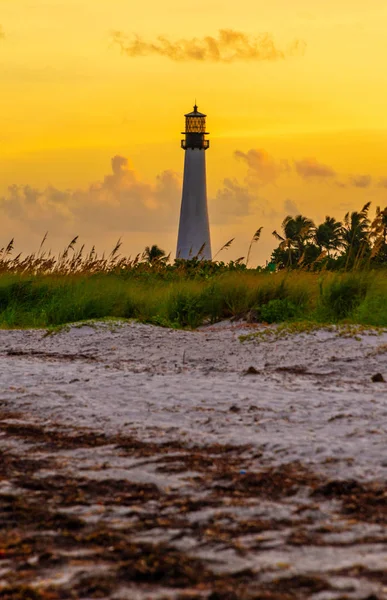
[176, 105, 212, 260]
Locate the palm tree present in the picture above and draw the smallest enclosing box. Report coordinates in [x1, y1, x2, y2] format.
[372, 206, 387, 244]
[272, 230, 295, 267]
[272, 214, 315, 267]
[381, 207, 387, 244]
[369, 206, 387, 263]
[342, 202, 371, 267]
[283, 215, 315, 256]
[313, 216, 344, 256]
[144, 244, 166, 263]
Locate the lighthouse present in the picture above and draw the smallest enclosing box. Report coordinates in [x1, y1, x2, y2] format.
[176, 105, 212, 260]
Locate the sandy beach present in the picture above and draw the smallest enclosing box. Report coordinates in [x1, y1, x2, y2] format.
[1, 320, 386, 599]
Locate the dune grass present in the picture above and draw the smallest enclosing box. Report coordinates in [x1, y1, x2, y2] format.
[0, 269, 387, 330]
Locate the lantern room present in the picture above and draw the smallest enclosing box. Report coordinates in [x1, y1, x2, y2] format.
[181, 105, 210, 150]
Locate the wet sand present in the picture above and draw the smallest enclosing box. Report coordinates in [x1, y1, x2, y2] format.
[0, 321, 386, 599]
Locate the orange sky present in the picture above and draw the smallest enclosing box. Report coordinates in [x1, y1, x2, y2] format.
[1, 0, 387, 264]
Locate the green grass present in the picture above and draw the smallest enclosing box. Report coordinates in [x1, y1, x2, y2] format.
[1, 270, 387, 330]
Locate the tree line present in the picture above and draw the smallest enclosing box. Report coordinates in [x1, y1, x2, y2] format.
[270, 202, 387, 270]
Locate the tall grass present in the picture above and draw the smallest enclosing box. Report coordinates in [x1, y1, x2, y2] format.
[1, 270, 387, 329]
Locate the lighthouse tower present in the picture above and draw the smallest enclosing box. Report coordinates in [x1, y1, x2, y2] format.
[176, 105, 212, 260]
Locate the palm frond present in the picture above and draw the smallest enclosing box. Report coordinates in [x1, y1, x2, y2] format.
[272, 230, 284, 242]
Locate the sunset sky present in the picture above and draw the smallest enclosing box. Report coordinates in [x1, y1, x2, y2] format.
[1, 0, 387, 264]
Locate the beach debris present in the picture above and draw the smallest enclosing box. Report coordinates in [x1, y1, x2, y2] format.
[371, 373, 385, 382]
[276, 365, 308, 375]
[245, 365, 259, 375]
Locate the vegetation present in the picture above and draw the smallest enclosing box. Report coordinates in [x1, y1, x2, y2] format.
[0, 268, 386, 330]
[1, 202, 387, 330]
[271, 202, 387, 270]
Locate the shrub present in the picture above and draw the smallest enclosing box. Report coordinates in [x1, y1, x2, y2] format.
[0, 280, 53, 310]
[353, 293, 387, 327]
[199, 283, 225, 323]
[167, 289, 205, 328]
[318, 275, 369, 320]
[258, 298, 300, 323]
[123, 296, 139, 319]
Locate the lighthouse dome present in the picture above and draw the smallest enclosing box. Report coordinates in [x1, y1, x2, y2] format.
[184, 104, 206, 118]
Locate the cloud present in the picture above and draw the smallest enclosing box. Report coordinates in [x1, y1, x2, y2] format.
[234, 149, 289, 185]
[1, 151, 281, 243]
[211, 183, 279, 226]
[336, 174, 375, 189]
[0, 156, 182, 238]
[349, 174, 372, 188]
[0, 152, 282, 263]
[378, 177, 387, 188]
[211, 178, 255, 223]
[112, 29, 306, 63]
[210, 149, 287, 223]
[295, 158, 337, 179]
[284, 198, 300, 216]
